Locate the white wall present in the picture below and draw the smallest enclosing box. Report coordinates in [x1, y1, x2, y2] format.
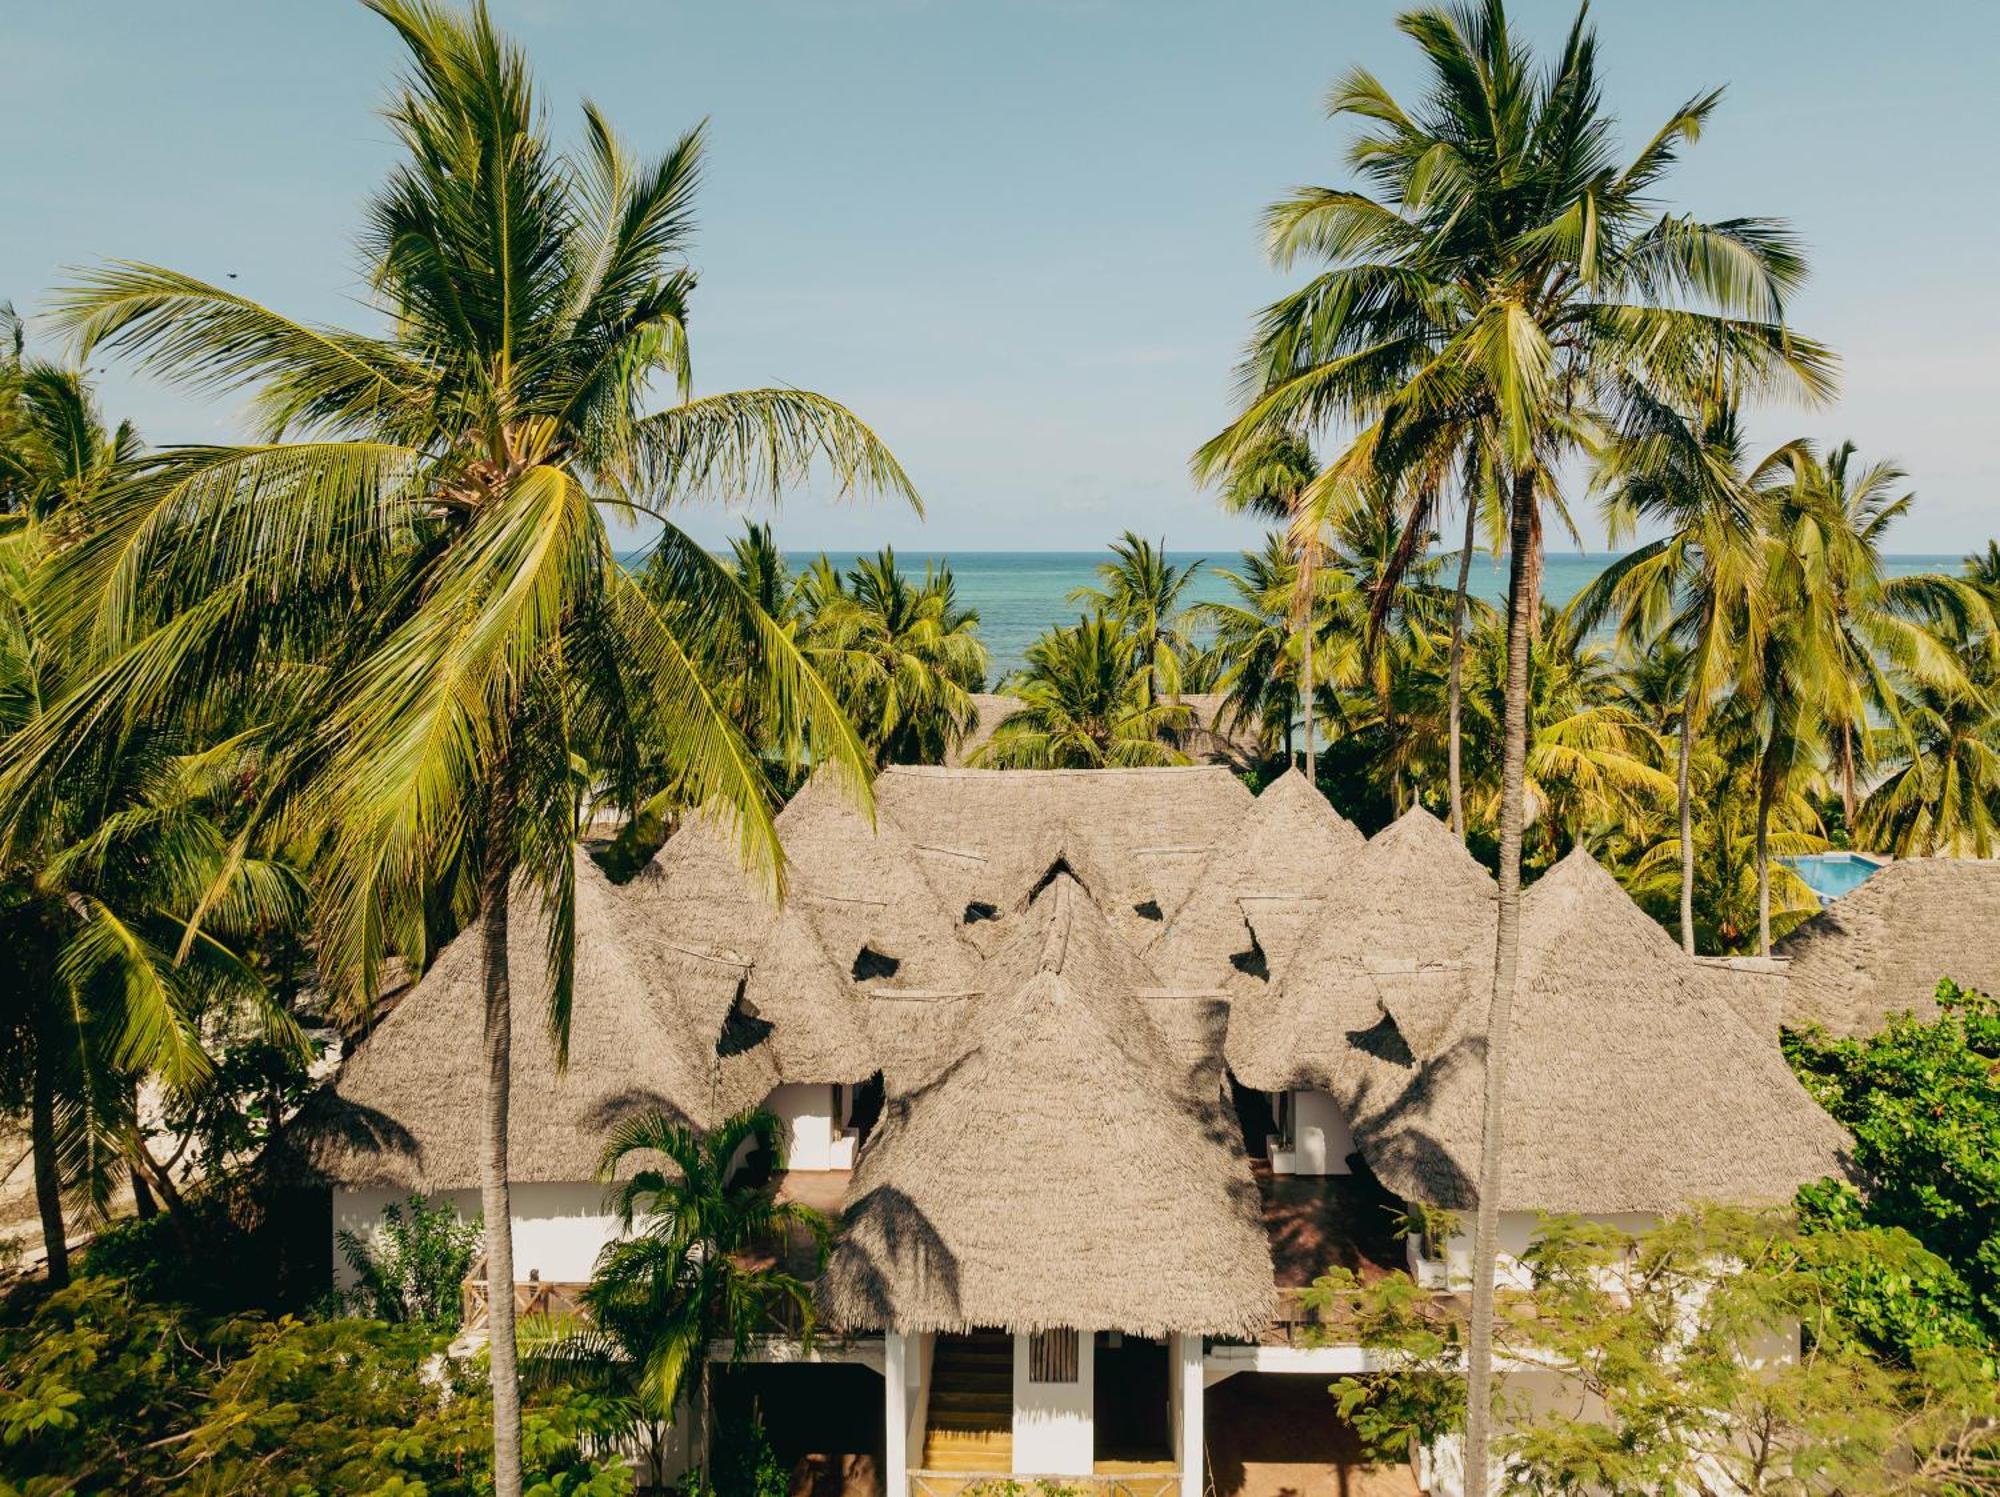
[764, 1083, 856, 1171]
[1268, 1089, 1355, 1176]
[1421, 1210, 1658, 1292]
[1012, 1331, 1095, 1475]
[332, 1181, 622, 1289]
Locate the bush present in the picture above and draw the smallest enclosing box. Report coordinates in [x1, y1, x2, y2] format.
[0, 1275, 633, 1495]
[337, 1192, 483, 1330]
[703, 1410, 789, 1497]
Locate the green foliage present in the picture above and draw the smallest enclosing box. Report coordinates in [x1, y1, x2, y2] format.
[0, 1276, 632, 1495]
[977, 612, 1194, 768]
[1308, 1209, 2000, 1494]
[1786, 979, 2000, 1343]
[77, 1182, 328, 1318]
[703, 1410, 789, 1497]
[337, 1192, 483, 1330]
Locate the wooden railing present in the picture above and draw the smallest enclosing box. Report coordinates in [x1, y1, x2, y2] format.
[460, 1260, 590, 1332]
[910, 1472, 1179, 1497]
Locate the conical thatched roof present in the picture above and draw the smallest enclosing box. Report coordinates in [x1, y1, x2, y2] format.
[1348, 851, 1850, 1214]
[1775, 858, 2000, 1035]
[1225, 804, 1495, 1095]
[1149, 769, 1363, 989]
[817, 874, 1274, 1337]
[297, 854, 755, 1190]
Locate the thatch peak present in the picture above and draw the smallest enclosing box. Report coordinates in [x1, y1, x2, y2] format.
[1520, 846, 1667, 952]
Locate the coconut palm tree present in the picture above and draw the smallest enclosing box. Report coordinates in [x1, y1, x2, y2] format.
[1215, 434, 1327, 779]
[1068, 533, 1206, 702]
[7, 7, 914, 1489]
[802, 548, 988, 765]
[523, 1108, 831, 1486]
[973, 612, 1194, 769]
[1767, 443, 1988, 827]
[1190, 534, 1305, 764]
[1574, 397, 1776, 952]
[1856, 639, 2000, 857]
[0, 308, 142, 532]
[1194, 5, 1831, 1475]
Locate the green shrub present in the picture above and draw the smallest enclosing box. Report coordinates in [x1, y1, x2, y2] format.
[337, 1192, 483, 1330]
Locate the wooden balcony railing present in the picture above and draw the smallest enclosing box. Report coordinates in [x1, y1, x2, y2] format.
[460, 1260, 590, 1332]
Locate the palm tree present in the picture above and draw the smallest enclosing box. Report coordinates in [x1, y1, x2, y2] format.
[1777, 443, 1987, 827]
[1193, 5, 1830, 1480]
[1575, 398, 1775, 952]
[9, 7, 914, 1489]
[523, 1108, 831, 1486]
[1190, 534, 1305, 764]
[802, 548, 988, 765]
[1856, 638, 2000, 857]
[1068, 533, 1205, 702]
[0, 307, 142, 532]
[973, 613, 1194, 768]
[1215, 434, 1324, 779]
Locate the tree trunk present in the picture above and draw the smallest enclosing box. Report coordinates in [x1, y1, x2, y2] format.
[29, 1036, 69, 1289]
[131, 1168, 158, 1220]
[1448, 498, 1477, 841]
[1463, 469, 1537, 1497]
[481, 803, 525, 1497]
[1839, 722, 1857, 828]
[1301, 544, 1316, 788]
[1756, 761, 1774, 958]
[1677, 699, 1696, 955]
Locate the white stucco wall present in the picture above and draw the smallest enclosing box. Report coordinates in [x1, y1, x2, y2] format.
[1422, 1210, 1659, 1291]
[765, 1082, 855, 1172]
[332, 1181, 622, 1289]
[1012, 1331, 1095, 1475]
[1268, 1089, 1355, 1176]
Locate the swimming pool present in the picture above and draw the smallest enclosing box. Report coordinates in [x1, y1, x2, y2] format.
[1782, 852, 1887, 902]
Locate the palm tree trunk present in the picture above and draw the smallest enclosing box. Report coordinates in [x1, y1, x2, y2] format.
[29, 1036, 69, 1289]
[1448, 498, 1477, 841]
[1464, 470, 1536, 1497]
[1302, 545, 1317, 787]
[1756, 763, 1775, 958]
[1839, 722, 1857, 828]
[1677, 699, 1696, 955]
[480, 795, 525, 1497]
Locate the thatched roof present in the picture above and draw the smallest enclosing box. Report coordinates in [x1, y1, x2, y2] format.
[1775, 858, 2000, 1035]
[1341, 852, 1850, 1214]
[817, 873, 1275, 1337]
[296, 854, 761, 1191]
[1149, 768, 1363, 989]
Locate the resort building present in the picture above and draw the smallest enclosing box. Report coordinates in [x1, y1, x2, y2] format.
[302, 766, 1855, 1497]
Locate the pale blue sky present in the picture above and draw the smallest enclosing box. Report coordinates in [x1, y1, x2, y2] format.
[5, 1, 1995, 554]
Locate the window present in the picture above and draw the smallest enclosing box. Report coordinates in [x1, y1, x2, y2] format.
[1028, 1328, 1079, 1383]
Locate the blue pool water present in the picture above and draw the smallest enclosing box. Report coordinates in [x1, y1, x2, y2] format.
[1783, 852, 1887, 902]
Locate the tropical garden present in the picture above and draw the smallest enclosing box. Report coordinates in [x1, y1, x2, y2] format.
[0, 0, 1996, 1494]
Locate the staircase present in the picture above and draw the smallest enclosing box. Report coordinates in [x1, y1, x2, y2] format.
[922, 1330, 1014, 1472]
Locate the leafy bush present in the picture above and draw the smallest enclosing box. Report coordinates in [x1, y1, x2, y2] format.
[0, 1275, 632, 1495]
[703, 1410, 789, 1497]
[1786, 978, 2000, 1345]
[337, 1192, 483, 1330]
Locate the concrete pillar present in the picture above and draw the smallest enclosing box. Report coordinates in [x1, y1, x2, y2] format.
[885, 1331, 909, 1497]
[1175, 1333, 1205, 1497]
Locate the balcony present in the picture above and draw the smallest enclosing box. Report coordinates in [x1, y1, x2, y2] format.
[909, 1472, 1180, 1497]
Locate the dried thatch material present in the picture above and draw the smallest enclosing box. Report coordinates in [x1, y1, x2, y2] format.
[1226, 804, 1496, 1096]
[876, 765, 1252, 954]
[1348, 852, 1851, 1213]
[1149, 768, 1363, 988]
[818, 872, 1274, 1337]
[776, 770, 982, 991]
[297, 854, 755, 1190]
[1775, 858, 2000, 1035]
[945, 693, 1028, 767]
[1695, 956, 1789, 1041]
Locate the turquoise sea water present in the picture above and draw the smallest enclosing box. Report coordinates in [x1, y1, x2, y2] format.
[779, 550, 1965, 685]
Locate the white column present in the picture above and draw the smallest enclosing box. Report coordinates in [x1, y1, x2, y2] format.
[1175, 1333, 1205, 1497]
[885, 1331, 909, 1497]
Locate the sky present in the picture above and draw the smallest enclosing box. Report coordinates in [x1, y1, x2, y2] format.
[4, 1, 1996, 556]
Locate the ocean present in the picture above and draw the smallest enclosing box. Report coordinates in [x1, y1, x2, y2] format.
[782, 550, 1968, 685]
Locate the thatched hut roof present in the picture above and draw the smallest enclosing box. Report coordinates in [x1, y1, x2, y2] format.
[817, 872, 1275, 1337]
[1346, 851, 1850, 1214]
[1149, 769, 1363, 989]
[1774, 858, 2000, 1035]
[296, 854, 758, 1191]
